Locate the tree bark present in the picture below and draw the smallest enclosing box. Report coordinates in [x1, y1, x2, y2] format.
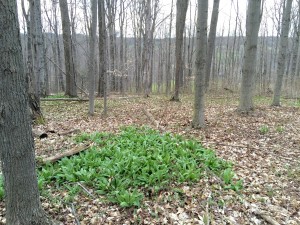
[59, 0, 77, 97]
[205, 0, 220, 91]
[172, 0, 189, 101]
[88, 0, 98, 115]
[0, 1, 53, 224]
[238, 0, 262, 112]
[166, 0, 174, 96]
[272, 0, 293, 106]
[98, 0, 108, 115]
[192, 0, 208, 128]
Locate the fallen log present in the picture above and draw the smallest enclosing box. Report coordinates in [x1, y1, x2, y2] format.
[41, 98, 88, 101]
[142, 108, 165, 132]
[41, 144, 91, 164]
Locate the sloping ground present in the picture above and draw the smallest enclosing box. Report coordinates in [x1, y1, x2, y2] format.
[1, 95, 299, 224]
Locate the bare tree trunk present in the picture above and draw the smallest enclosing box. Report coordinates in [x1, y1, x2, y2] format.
[53, 0, 65, 92]
[30, 0, 47, 98]
[98, 0, 108, 115]
[205, 0, 220, 91]
[166, 0, 174, 96]
[21, 0, 42, 120]
[88, 0, 97, 115]
[238, 0, 262, 112]
[272, 0, 293, 106]
[192, 0, 208, 128]
[0, 1, 53, 224]
[59, 0, 77, 97]
[143, 0, 152, 97]
[172, 0, 189, 101]
[106, 0, 117, 92]
[98, 0, 106, 98]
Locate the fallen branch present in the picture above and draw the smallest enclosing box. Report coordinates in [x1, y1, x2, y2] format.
[41, 98, 88, 101]
[59, 129, 81, 136]
[253, 210, 281, 225]
[142, 108, 165, 132]
[42, 144, 91, 164]
[77, 182, 95, 198]
[70, 203, 80, 225]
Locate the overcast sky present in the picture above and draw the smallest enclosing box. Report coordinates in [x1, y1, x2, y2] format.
[17, 0, 291, 37]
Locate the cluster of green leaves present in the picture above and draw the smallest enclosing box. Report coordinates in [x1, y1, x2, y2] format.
[38, 126, 242, 207]
[259, 125, 269, 134]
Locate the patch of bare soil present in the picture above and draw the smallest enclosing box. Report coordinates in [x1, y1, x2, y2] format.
[2, 95, 299, 224]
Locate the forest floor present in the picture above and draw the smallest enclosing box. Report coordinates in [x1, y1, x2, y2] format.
[1, 93, 300, 224]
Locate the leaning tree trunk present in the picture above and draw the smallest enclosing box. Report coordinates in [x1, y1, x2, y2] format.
[0, 1, 53, 224]
[272, 0, 293, 106]
[192, 0, 208, 128]
[238, 0, 262, 112]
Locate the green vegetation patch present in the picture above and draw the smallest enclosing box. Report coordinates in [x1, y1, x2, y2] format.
[0, 126, 242, 206]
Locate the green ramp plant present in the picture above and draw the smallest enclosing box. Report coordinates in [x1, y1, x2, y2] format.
[38, 126, 242, 207]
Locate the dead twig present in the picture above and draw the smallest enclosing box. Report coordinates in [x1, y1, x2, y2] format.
[142, 108, 165, 132]
[253, 209, 281, 225]
[70, 203, 80, 225]
[77, 182, 95, 198]
[41, 144, 91, 164]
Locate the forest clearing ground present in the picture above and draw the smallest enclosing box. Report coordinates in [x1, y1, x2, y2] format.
[2, 94, 299, 224]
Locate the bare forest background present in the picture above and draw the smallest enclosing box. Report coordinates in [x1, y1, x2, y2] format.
[17, 0, 300, 101]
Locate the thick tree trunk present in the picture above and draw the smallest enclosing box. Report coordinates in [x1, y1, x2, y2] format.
[192, 0, 208, 128]
[238, 0, 262, 112]
[0, 1, 53, 224]
[272, 0, 293, 106]
[59, 0, 77, 97]
[172, 0, 189, 101]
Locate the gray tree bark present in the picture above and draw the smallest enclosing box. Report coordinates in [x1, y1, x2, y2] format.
[98, 0, 108, 115]
[0, 1, 53, 224]
[272, 0, 293, 106]
[192, 0, 208, 128]
[165, 0, 174, 96]
[59, 0, 77, 97]
[98, 0, 106, 98]
[88, 0, 98, 115]
[172, 0, 189, 101]
[238, 0, 262, 112]
[205, 0, 220, 91]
